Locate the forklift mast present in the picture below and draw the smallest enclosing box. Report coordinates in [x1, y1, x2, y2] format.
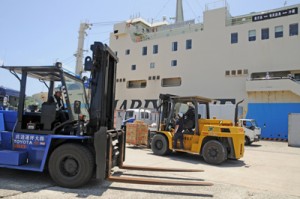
[158, 94, 176, 131]
[84, 42, 118, 134]
[82, 43, 214, 186]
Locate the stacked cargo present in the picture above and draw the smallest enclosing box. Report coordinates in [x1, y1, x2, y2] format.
[126, 120, 148, 146]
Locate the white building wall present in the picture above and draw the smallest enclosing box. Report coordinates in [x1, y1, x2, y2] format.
[110, 5, 300, 110]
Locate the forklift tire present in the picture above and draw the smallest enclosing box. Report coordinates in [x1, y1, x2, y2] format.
[48, 143, 95, 188]
[202, 140, 227, 165]
[151, 134, 169, 156]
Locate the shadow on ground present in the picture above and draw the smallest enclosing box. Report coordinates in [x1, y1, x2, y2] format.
[0, 168, 213, 198]
[245, 143, 262, 148]
[0, 168, 109, 198]
[144, 149, 246, 168]
[107, 186, 213, 198]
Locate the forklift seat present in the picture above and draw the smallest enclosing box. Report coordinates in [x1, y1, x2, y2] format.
[40, 102, 57, 130]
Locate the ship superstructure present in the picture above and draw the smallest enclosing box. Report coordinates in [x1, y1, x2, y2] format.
[110, 1, 300, 139]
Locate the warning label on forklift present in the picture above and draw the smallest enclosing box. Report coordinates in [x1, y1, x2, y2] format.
[13, 133, 47, 149]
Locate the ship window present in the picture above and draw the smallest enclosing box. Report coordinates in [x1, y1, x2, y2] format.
[261, 28, 269, 40]
[289, 23, 298, 36]
[127, 80, 147, 88]
[116, 79, 119, 82]
[225, 71, 230, 76]
[248, 30, 256, 41]
[142, 46, 147, 55]
[186, 39, 192, 49]
[153, 45, 158, 54]
[150, 62, 155, 69]
[172, 41, 178, 51]
[148, 76, 152, 80]
[123, 78, 126, 82]
[171, 60, 177, 67]
[231, 70, 236, 76]
[131, 64, 136, 71]
[125, 49, 130, 55]
[231, 33, 238, 44]
[237, 70, 242, 75]
[161, 77, 181, 87]
[275, 26, 283, 38]
[243, 69, 248, 75]
[157, 75, 160, 80]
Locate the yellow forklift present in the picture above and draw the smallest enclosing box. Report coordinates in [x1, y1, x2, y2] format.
[151, 94, 245, 165]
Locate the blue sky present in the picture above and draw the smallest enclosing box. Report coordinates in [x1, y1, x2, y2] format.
[1, 0, 300, 95]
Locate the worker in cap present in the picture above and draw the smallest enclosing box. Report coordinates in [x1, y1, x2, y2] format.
[173, 112, 184, 150]
[49, 89, 65, 111]
[48, 88, 67, 122]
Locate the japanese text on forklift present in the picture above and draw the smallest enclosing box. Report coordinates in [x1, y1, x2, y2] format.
[0, 42, 212, 188]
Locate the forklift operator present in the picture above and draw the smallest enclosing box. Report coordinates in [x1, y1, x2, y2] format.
[49, 90, 65, 111]
[173, 112, 184, 150]
[48, 90, 68, 122]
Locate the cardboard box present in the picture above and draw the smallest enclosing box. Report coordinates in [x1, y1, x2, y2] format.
[126, 121, 148, 146]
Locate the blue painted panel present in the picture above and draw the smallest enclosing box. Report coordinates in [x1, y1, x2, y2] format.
[0, 110, 17, 131]
[0, 113, 4, 131]
[0, 132, 48, 171]
[246, 103, 300, 139]
[0, 132, 13, 150]
[0, 132, 93, 171]
[13, 133, 49, 166]
[0, 150, 27, 165]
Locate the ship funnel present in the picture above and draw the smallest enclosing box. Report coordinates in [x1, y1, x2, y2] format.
[176, 0, 184, 23]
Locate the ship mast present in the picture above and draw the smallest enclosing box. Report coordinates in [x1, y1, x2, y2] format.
[176, 0, 184, 23]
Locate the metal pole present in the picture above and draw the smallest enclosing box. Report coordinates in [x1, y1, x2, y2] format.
[75, 22, 91, 76]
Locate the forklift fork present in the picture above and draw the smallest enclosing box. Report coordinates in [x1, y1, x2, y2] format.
[105, 130, 213, 186]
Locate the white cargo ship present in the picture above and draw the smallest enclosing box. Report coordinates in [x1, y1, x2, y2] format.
[109, 0, 300, 139]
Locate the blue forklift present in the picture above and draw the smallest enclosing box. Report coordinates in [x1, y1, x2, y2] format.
[0, 42, 212, 188]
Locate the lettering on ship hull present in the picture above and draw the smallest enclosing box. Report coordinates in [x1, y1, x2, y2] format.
[115, 98, 236, 110]
[115, 99, 159, 110]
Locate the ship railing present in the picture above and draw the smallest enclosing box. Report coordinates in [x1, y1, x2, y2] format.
[227, 16, 253, 26]
[205, 0, 229, 11]
[246, 77, 300, 96]
[130, 22, 204, 42]
[249, 76, 294, 81]
[160, 20, 195, 31]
